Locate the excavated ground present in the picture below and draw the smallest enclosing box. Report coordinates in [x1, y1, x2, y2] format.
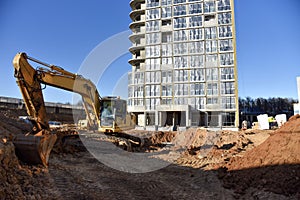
[0, 108, 299, 199]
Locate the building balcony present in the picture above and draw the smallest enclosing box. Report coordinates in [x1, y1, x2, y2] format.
[130, 0, 145, 10]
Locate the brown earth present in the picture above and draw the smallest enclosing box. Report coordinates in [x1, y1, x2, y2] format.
[0, 108, 299, 199]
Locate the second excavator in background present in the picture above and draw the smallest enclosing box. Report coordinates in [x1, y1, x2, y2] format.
[12, 52, 136, 166]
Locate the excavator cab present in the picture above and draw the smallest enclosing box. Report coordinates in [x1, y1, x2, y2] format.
[99, 97, 133, 133]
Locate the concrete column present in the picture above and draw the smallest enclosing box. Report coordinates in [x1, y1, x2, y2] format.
[186, 110, 190, 127]
[143, 111, 147, 130]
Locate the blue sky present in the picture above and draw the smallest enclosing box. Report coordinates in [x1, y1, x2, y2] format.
[0, 0, 299, 104]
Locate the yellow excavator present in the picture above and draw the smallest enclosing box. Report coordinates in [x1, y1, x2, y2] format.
[12, 52, 136, 166]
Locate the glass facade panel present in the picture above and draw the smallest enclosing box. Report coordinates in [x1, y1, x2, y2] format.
[190, 68, 205, 82]
[218, 12, 232, 24]
[146, 0, 159, 8]
[189, 3, 202, 15]
[161, 6, 172, 18]
[174, 30, 188, 41]
[146, 20, 160, 32]
[190, 83, 205, 95]
[204, 1, 216, 13]
[218, 0, 231, 11]
[221, 82, 235, 95]
[146, 8, 160, 20]
[220, 53, 234, 66]
[174, 17, 187, 29]
[219, 39, 233, 52]
[218, 26, 233, 38]
[204, 27, 217, 39]
[174, 56, 188, 68]
[190, 28, 203, 40]
[189, 41, 204, 54]
[189, 55, 204, 68]
[189, 16, 203, 27]
[220, 67, 234, 80]
[206, 68, 218, 81]
[146, 33, 161, 44]
[174, 5, 187, 16]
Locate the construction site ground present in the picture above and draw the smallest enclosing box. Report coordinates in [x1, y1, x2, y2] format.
[0, 108, 299, 199]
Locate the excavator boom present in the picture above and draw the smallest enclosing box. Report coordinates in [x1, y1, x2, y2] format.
[12, 52, 136, 166]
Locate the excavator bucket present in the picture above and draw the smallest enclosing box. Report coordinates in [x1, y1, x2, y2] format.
[13, 131, 57, 166]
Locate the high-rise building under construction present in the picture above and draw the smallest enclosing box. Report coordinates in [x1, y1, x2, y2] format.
[128, 0, 238, 129]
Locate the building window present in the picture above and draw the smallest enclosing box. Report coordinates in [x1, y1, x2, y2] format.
[174, 17, 187, 29]
[220, 67, 234, 80]
[221, 82, 235, 95]
[134, 72, 144, 84]
[189, 28, 203, 40]
[190, 83, 205, 95]
[220, 53, 234, 66]
[174, 70, 189, 82]
[190, 68, 205, 82]
[189, 16, 203, 27]
[204, 1, 216, 13]
[162, 70, 173, 83]
[161, 98, 172, 105]
[162, 57, 173, 65]
[145, 71, 161, 83]
[218, 12, 232, 24]
[174, 5, 186, 16]
[174, 56, 188, 68]
[146, 20, 160, 32]
[206, 68, 218, 81]
[189, 55, 204, 68]
[162, 85, 173, 96]
[204, 27, 217, 39]
[145, 85, 159, 98]
[146, 33, 161, 44]
[174, 84, 189, 96]
[219, 39, 233, 52]
[174, 30, 188, 41]
[146, 8, 160, 20]
[205, 40, 217, 53]
[128, 73, 132, 85]
[218, 0, 231, 11]
[174, 97, 188, 105]
[207, 82, 218, 96]
[207, 97, 219, 104]
[221, 97, 236, 109]
[189, 3, 202, 15]
[146, 0, 159, 8]
[145, 45, 160, 57]
[145, 58, 160, 70]
[145, 98, 159, 110]
[206, 54, 218, 67]
[161, 0, 172, 6]
[162, 44, 173, 56]
[189, 41, 204, 54]
[162, 6, 172, 18]
[218, 26, 233, 38]
[134, 86, 144, 97]
[174, 43, 188, 55]
[174, 0, 187, 4]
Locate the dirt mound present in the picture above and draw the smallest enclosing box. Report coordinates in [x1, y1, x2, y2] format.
[221, 115, 300, 197]
[176, 129, 254, 169]
[227, 115, 300, 170]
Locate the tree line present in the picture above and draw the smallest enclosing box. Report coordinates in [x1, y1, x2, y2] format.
[239, 97, 297, 118]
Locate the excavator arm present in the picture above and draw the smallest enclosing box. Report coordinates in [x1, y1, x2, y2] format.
[12, 52, 102, 166]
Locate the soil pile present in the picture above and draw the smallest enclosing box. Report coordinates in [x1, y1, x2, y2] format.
[222, 115, 300, 197]
[0, 111, 60, 199]
[176, 129, 254, 170]
[227, 115, 300, 169]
